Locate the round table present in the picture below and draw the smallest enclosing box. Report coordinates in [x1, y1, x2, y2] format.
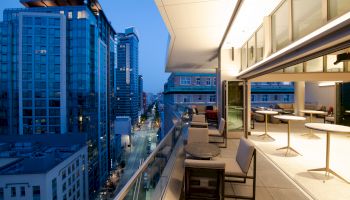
[300, 110, 327, 138]
[346, 110, 350, 114]
[184, 142, 220, 159]
[274, 115, 305, 156]
[256, 110, 278, 139]
[305, 123, 350, 183]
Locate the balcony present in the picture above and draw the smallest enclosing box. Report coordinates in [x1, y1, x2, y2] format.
[112, 107, 350, 200]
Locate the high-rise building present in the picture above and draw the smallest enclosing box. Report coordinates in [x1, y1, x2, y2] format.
[138, 75, 143, 114]
[115, 27, 139, 125]
[0, 0, 116, 198]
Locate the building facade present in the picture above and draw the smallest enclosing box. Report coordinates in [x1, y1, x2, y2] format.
[115, 27, 139, 126]
[251, 82, 294, 108]
[163, 73, 217, 106]
[0, 134, 88, 200]
[0, 0, 116, 198]
[138, 75, 143, 115]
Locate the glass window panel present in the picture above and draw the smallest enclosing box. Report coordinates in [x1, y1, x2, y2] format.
[256, 26, 264, 62]
[241, 43, 247, 70]
[293, 0, 323, 40]
[329, 0, 350, 20]
[327, 55, 343, 72]
[305, 57, 323, 72]
[284, 63, 303, 73]
[272, 1, 290, 52]
[247, 35, 255, 67]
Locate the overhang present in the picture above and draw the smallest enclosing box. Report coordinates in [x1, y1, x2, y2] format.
[155, 0, 238, 73]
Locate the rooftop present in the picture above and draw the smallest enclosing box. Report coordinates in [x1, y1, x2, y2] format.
[0, 134, 86, 175]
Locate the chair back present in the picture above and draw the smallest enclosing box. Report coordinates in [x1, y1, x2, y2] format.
[188, 127, 208, 144]
[184, 159, 225, 200]
[192, 114, 206, 123]
[236, 137, 255, 174]
[218, 118, 225, 135]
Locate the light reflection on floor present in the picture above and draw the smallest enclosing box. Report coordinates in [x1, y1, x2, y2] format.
[250, 117, 350, 200]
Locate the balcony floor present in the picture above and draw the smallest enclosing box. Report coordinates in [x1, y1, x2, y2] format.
[249, 117, 350, 200]
[163, 125, 311, 200]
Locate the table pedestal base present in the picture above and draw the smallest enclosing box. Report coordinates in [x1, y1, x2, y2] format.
[258, 133, 274, 139]
[301, 132, 320, 139]
[308, 168, 350, 183]
[277, 146, 301, 156]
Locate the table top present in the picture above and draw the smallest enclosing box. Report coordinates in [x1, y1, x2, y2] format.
[184, 142, 220, 159]
[256, 110, 278, 115]
[346, 110, 350, 113]
[305, 123, 350, 133]
[300, 110, 327, 115]
[274, 115, 306, 121]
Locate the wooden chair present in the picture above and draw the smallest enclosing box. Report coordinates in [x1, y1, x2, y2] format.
[216, 137, 256, 199]
[184, 159, 225, 200]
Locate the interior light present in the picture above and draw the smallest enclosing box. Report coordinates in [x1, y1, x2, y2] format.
[318, 81, 342, 87]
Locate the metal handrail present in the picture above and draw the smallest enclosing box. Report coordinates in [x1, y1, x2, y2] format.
[114, 122, 178, 200]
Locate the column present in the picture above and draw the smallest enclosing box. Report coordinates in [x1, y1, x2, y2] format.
[294, 81, 305, 116]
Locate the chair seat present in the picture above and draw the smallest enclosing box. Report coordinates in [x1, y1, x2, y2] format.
[215, 157, 245, 177]
[208, 129, 221, 136]
[325, 116, 334, 122]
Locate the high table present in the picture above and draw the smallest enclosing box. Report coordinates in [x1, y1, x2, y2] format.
[184, 142, 220, 159]
[256, 110, 278, 139]
[305, 123, 350, 183]
[300, 110, 327, 138]
[274, 115, 306, 156]
[346, 110, 350, 114]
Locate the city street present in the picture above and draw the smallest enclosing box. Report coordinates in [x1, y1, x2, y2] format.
[114, 115, 159, 199]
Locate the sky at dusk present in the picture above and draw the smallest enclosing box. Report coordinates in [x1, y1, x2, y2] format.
[0, 0, 170, 93]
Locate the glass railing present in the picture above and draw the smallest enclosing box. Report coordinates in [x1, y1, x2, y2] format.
[112, 105, 185, 200]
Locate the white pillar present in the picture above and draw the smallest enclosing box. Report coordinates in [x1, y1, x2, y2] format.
[294, 81, 305, 116]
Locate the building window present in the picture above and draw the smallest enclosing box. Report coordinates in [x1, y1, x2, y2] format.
[52, 178, 57, 200]
[183, 96, 190, 103]
[195, 77, 201, 85]
[206, 78, 211, 85]
[180, 77, 191, 85]
[68, 12, 73, 19]
[209, 95, 216, 102]
[262, 95, 268, 101]
[213, 77, 216, 86]
[11, 187, 16, 197]
[251, 95, 255, 102]
[0, 187, 3, 200]
[283, 95, 290, 102]
[33, 186, 40, 200]
[272, 1, 290, 52]
[20, 186, 25, 197]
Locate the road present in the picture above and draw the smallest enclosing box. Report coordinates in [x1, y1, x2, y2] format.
[114, 116, 158, 199]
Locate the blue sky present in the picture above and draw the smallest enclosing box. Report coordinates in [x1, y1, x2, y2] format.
[0, 0, 169, 93]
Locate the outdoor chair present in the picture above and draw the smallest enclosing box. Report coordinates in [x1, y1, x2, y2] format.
[190, 114, 208, 128]
[216, 137, 256, 199]
[208, 118, 227, 147]
[187, 127, 209, 144]
[184, 159, 225, 200]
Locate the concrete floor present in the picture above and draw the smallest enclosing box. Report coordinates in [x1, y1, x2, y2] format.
[250, 117, 350, 200]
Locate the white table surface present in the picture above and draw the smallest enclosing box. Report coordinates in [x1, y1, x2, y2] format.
[300, 110, 327, 115]
[256, 110, 278, 115]
[274, 115, 306, 121]
[346, 110, 350, 113]
[305, 123, 350, 133]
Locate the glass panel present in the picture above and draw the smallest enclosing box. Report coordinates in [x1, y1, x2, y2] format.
[241, 43, 247, 70]
[284, 63, 303, 73]
[327, 55, 343, 72]
[256, 26, 264, 62]
[247, 35, 255, 67]
[272, 1, 290, 52]
[293, 0, 323, 40]
[329, 0, 350, 20]
[227, 81, 244, 131]
[305, 57, 323, 72]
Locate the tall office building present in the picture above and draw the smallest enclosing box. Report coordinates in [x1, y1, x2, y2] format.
[116, 27, 139, 126]
[0, 0, 116, 198]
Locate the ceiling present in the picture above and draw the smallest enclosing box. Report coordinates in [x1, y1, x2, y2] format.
[155, 0, 238, 73]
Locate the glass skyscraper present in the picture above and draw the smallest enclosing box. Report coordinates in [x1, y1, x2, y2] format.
[0, 0, 116, 198]
[116, 27, 139, 126]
